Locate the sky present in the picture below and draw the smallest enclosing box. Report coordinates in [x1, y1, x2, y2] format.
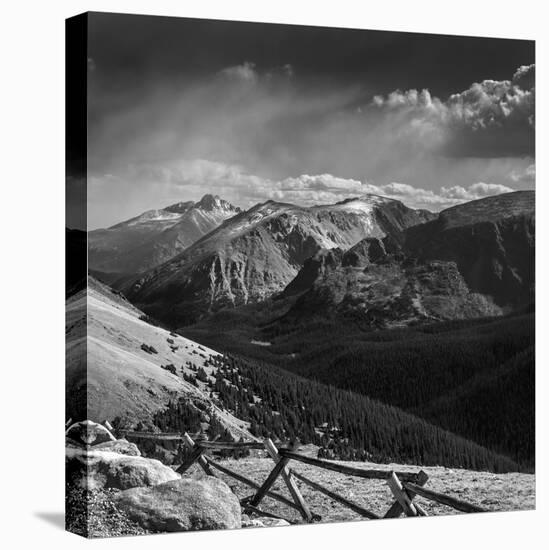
[77, 12, 535, 229]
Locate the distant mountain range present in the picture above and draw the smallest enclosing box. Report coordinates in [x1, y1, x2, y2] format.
[88, 194, 241, 277]
[120, 194, 434, 325]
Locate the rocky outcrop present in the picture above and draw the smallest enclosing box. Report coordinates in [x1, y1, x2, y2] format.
[282, 248, 344, 297]
[66, 447, 180, 491]
[279, 191, 534, 328]
[400, 191, 535, 309]
[341, 237, 392, 267]
[114, 477, 242, 532]
[286, 255, 501, 329]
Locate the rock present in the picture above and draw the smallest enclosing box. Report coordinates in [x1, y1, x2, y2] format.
[66, 420, 116, 446]
[92, 439, 141, 456]
[242, 516, 291, 528]
[66, 447, 179, 490]
[114, 477, 241, 532]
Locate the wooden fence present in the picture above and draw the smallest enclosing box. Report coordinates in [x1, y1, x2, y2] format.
[121, 430, 487, 522]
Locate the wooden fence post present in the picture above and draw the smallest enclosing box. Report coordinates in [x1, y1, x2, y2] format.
[250, 456, 291, 507]
[205, 458, 301, 512]
[386, 472, 418, 517]
[384, 470, 429, 518]
[176, 445, 204, 474]
[263, 439, 313, 522]
[181, 432, 216, 477]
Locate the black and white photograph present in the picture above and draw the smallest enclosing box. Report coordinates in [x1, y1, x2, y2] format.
[64, 9, 535, 540]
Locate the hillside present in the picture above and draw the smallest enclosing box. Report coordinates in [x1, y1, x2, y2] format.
[122, 195, 434, 326]
[88, 194, 241, 276]
[180, 307, 534, 468]
[66, 276, 523, 473]
[151, 347, 520, 472]
[65, 276, 254, 440]
[417, 346, 535, 465]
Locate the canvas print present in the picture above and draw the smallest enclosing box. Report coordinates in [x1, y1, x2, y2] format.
[65, 11, 535, 538]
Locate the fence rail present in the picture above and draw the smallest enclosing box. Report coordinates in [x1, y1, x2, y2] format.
[403, 482, 486, 514]
[119, 430, 198, 441]
[117, 429, 488, 523]
[277, 449, 422, 483]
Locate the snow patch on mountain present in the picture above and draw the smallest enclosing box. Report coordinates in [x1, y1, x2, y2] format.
[125, 209, 183, 226]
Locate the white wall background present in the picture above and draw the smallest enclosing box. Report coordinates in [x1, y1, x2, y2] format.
[0, 1, 546, 548]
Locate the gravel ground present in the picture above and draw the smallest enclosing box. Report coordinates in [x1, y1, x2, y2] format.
[197, 457, 535, 524]
[65, 484, 150, 538]
[65, 457, 535, 537]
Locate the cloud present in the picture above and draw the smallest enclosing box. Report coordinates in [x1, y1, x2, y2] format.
[94, 160, 515, 223]
[510, 163, 535, 184]
[86, 62, 534, 228]
[513, 64, 535, 89]
[371, 65, 535, 157]
[360, 181, 514, 210]
[218, 61, 295, 84]
[218, 61, 258, 83]
[278, 174, 363, 193]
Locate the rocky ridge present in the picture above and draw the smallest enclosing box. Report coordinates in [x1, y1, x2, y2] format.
[88, 194, 241, 275]
[279, 191, 534, 328]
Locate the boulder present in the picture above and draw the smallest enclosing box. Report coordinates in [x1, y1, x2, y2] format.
[66, 447, 179, 490]
[114, 477, 241, 532]
[66, 420, 116, 446]
[92, 439, 141, 456]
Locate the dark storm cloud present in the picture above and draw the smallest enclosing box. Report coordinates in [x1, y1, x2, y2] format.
[84, 12, 535, 228]
[86, 12, 534, 96]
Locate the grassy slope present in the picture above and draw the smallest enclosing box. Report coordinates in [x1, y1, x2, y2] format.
[66, 278, 254, 440]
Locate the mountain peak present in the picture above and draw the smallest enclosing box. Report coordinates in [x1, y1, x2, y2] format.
[195, 194, 241, 213]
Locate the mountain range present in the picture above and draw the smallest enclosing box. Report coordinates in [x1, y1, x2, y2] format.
[120, 194, 434, 325]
